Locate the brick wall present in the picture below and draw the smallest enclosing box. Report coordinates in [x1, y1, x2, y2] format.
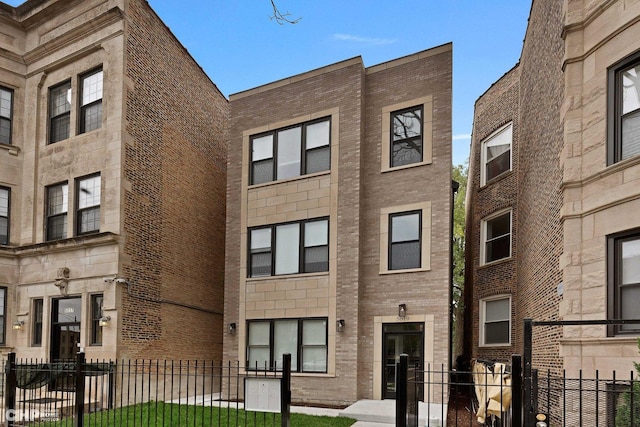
[121, 0, 228, 360]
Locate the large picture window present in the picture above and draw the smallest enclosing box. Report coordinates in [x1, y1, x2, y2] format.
[46, 182, 68, 241]
[0, 86, 13, 145]
[76, 174, 101, 235]
[391, 106, 423, 167]
[250, 118, 330, 185]
[79, 68, 103, 134]
[249, 218, 329, 277]
[609, 52, 640, 164]
[247, 318, 327, 373]
[481, 210, 512, 265]
[481, 123, 512, 185]
[480, 295, 511, 346]
[608, 229, 640, 335]
[0, 187, 9, 245]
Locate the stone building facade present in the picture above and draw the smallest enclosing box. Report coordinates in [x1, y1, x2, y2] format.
[466, 0, 640, 378]
[223, 44, 452, 406]
[0, 0, 227, 362]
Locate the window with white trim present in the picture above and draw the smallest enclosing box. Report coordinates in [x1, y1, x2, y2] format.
[250, 117, 330, 185]
[481, 123, 512, 185]
[481, 210, 512, 265]
[247, 318, 328, 373]
[480, 295, 511, 346]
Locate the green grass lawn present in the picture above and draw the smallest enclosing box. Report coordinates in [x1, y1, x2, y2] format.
[40, 401, 356, 426]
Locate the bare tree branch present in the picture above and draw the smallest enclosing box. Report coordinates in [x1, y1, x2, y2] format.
[269, 0, 301, 25]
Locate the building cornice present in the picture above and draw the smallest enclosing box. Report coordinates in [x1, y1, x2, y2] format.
[0, 232, 121, 258]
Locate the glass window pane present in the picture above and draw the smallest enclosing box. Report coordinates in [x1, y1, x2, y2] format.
[304, 220, 328, 247]
[252, 159, 274, 185]
[251, 228, 271, 250]
[304, 246, 328, 272]
[82, 103, 102, 133]
[50, 83, 71, 117]
[277, 127, 301, 179]
[274, 320, 298, 370]
[248, 348, 270, 370]
[485, 298, 510, 322]
[78, 176, 101, 209]
[0, 289, 4, 315]
[392, 139, 423, 167]
[50, 115, 70, 143]
[275, 223, 299, 275]
[623, 65, 640, 115]
[485, 321, 509, 345]
[487, 213, 510, 240]
[306, 146, 330, 173]
[0, 118, 10, 144]
[79, 207, 100, 234]
[302, 347, 327, 372]
[0, 188, 8, 217]
[47, 215, 67, 240]
[392, 108, 422, 141]
[248, 322, 270, 346]
[486, 149, 511, 181]
[306, 120, 330, 149]
[391, 213, 420, 242]
[622, 110, 640, 160]
[391, 241, 420, 270]
[82, 70, 103, 106]
[48, 185, 68, 216]
[252, 135, 273, 161]
[620, 286, 640, 330]
[486, 235, 510, 262]
[0, 217, 7, 245]
[302, 319, 326, 345]
[0, 89, 11, 118]
[622, 238, 640, 285]
[251, 252, 272, 277]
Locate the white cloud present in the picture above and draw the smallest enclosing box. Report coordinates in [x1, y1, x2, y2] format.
[452, 134, 471, 141]
[333, 33, 396, 46]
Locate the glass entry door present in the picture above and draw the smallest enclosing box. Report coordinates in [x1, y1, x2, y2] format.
[382, 322, 424, 400]
[51, 297, 82, 361]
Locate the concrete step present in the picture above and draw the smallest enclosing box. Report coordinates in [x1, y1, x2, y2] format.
[338, 399, 447, 427]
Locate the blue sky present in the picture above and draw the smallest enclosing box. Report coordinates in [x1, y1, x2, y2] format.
[6, 0, 531, 165]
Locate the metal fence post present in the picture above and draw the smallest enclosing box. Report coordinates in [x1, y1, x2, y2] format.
[523, 318, 532, 426]
[75, 352, 85, 427]
[5, 352, 16, 427]
[281, 353, 291, 427]
[511, 354, 522, 427]
[396, 354, 408, 427]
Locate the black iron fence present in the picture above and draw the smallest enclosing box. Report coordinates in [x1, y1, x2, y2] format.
[2, 352, 292, 427]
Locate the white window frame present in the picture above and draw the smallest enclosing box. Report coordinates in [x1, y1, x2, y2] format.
[480, 209, 512, 266]
[480, 295, 511, 347]
[480, 122, 512, 186]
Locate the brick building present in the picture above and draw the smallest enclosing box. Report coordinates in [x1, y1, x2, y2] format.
[465, 0, 640, 377]
[0, 0, 227, 362]
[223, 44, 452, 406]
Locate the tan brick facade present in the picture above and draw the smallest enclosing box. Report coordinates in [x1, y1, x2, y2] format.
[466, 0, 640, 377]
[224, 45, 452, 406]
[0, 0, 227, 362]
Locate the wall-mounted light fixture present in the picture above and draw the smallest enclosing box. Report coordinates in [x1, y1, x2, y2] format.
[13, 320, 24, 330]
[336, 319, 345, 333]
[98, 316, 111, 327]
[228, 323, 236, 335]
[398, 304, 407, 318]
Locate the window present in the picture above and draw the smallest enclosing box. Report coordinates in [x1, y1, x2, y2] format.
[480, 295, 511, 346]
[0, 87, 13, 144]
[79, 69, 103, 134]
[0, 187, 9, 245]
[0, 287, 5, 345]
[46, 182, 68, 241]
[481, 123, 512, 185]
[609, 52, 640, 164]
[608, 229, 640, 335]
[49, 81, 71, 144]
[391, 106, 423, 167]
[32, 299, 43, 346]
[481, 210, 512, 265]
[250, 118, 330, 185]
[389, 211, 421, 270]
[248, 218, 329, 277]
[247, 318, 327, 373]
[91, 294, 104, 345]
[76, 174, 101, 235]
